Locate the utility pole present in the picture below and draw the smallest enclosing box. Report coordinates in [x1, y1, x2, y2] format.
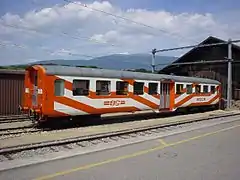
[227, 38, 233, 109]
[151, 48, 156, 73]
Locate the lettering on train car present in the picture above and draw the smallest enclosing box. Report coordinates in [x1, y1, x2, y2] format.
[104, 100, 126, 106]
[196, 98, 206, 101]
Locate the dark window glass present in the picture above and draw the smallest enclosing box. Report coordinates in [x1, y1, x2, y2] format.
[203, 85, 208, 93]
[73, 80, 89, 96]
[195, 85, 201, 94]
[211, 86, 215, 93]
[96, 80, 111, 95]
[186, 85, 192, 94]
[116, 81, 129, 95]
[176, 84, 184, 94]
[134, 82, 144, 95]
[149, 83, 158, 95]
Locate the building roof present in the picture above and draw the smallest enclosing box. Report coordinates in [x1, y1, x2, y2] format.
[0, 69, 25, 75]
[159, 36, 240, 73]
[42, 65, 220, 84]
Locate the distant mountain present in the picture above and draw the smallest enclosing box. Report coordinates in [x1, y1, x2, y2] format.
[5, 53, 178, 71]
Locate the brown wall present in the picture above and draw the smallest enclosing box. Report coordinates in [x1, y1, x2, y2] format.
[159, 42, 240, 101]
[0, 71, 25, 115]
[187, 66, 240, 100]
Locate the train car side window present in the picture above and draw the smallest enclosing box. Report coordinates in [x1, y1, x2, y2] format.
[96, 80, 111, 95]
[186, 85, 192, 94]
[203, 85, 209, 93]
[195, 85, 201, 94]
[134, 82, 144, 95]
[116, 81, 128, 95]
[211, 86, 215, 93]
[54, 79, 65, 96]
[73, 80, 89, 96]
[149, 83, 158, 95]
[176, 84, 184, 94]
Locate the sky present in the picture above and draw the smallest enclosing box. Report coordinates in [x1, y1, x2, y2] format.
[0, 0, 240, 65]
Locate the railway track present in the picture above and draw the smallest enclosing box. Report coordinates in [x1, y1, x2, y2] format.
[0, 127, 42, 137]
[0, 110, 211, 140]
[0, 124, 35, 131]
[1, 111, 240, 162]
[0, 110, 184, 138]
[0, 115, 30, 124]
[0, 111, 174, 140]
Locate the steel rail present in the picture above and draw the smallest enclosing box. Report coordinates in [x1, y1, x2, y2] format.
[0, 124, 36, 132]
[0, 116, 31, 124]
[0, 128, 42, 137]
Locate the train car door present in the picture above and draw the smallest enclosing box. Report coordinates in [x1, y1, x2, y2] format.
[160, 82, 170, 109]
[31, 69, 38, 107]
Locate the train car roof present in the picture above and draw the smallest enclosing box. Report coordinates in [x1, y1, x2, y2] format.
[41, 65, 220, 84]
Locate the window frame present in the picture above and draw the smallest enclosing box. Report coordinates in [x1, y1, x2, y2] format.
[72, 79, 90, 96]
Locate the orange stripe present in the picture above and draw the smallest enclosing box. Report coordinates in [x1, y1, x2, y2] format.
[55, 96, 141, 114]
[55, 96, 96, 114]
[52, 110, 69, 117]
[121, 79, 134, 85]
[65, 80, 72, 90]
[175, 93, 215, 107]
[144, 86, 148, 93]
[190, 95, 219, 106]
[129, 93, 158, 109]
[175, 94, 195, 107]
[175, 94, 181, 98]
[153, 94, 160, 99]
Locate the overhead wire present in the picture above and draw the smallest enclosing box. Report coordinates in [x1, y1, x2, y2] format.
[63, 0, 199, 44]
[0, 40, 96, 59]
[0, 0, 120, 47]
[2, 40, 240, 72]
[3, 0, 239, 69]
[0, 22, 117, 47]
[63, 0, 240, 61]
[154, 39, 240, 53]
[0, 0, 201, 59]
[28, 0, 128, 48]
[0, 0, 144, 55]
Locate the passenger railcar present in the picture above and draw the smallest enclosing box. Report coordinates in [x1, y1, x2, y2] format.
[19, 65, 221, 122]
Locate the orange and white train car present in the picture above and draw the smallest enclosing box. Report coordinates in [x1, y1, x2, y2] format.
[20, 65, 221, 122]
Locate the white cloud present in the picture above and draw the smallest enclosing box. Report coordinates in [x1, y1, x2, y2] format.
[0, 1, 239, 65]
[50, 48, 74, 56]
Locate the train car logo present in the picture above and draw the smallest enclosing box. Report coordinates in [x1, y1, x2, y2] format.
[196, 97, 206, 101]
[104, 100, 126, 106]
